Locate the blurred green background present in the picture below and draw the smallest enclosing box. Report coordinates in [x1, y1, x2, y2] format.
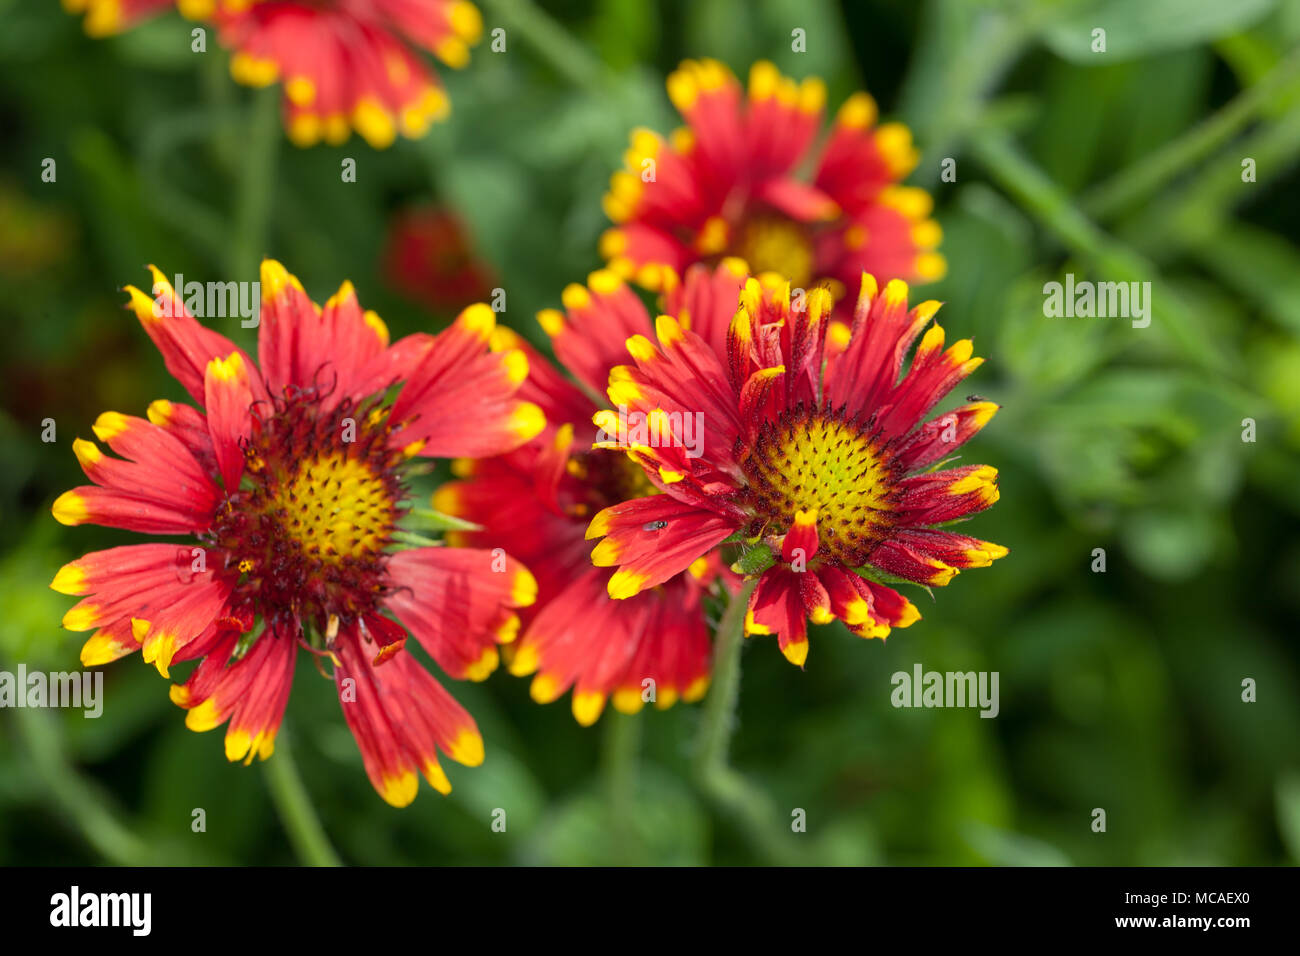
[2, 0, 1299, 866]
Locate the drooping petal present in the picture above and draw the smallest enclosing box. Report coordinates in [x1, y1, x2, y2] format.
[55, 542, 234, 677]
[170, 630, 296, 764]
[889, 528, 1009, 571]
[384, 547, 537, 682]
[334, 633, 483, 807]
[129, 573, 238, 678]
[850, 579, 920, 637]
[745, 566, 810, 666]
[815, 565, 919, 638]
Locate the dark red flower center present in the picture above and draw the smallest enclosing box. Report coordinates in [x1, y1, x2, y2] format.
[208, 387, 408, 636]
[563, 447, 657, 520]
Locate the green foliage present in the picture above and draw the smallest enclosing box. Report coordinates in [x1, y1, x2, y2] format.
[0, 0, 1296, 866]
[1042, 0, 1279, 63]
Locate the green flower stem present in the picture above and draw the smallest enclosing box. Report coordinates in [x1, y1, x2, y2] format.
[693, 579, 810, 866]
[262, 726, 341, 867]
[602, 710, 642, 864]
[695, 578, 757, 776]
[228, 86, 280, 285]
[201, 44, 240, 173]
[1083, 46, 1300, 222]
[478, 0, 607, 96]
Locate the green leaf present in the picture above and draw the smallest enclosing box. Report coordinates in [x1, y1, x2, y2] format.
[389, 531, 443, 549]
[407, 507, 484, 533]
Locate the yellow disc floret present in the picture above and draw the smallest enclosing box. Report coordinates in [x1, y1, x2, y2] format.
[734, 215, 815, 289]
[742, 407, 894, 564]
[275, 451, 396, 562]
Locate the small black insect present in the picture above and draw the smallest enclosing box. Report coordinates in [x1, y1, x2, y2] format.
[966, 394, 988, 402]
[643, 520, 668, 531]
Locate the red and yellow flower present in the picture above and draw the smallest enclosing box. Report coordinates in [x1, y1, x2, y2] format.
[62, 0, 174, 36]
[586, 263, 1006, 666]
[432, 268, 738, 725]
[601, 59, 944, 307]
[50, 259, 544, 806]
[180, 0, 483, 147]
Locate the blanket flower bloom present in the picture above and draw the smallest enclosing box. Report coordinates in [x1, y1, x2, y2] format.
[432, 268, 736, 725]
[63, 0, 173, 35]
[180, 0, 483, 147]
[586, 265, 1006, 666]
[600, 59, 945, 307]
[50, 259, 544, 806]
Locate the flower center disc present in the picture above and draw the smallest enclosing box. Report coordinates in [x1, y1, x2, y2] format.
[735, 214, 814, 288]
[565, 448, 658, 519]
[274, 451, 395, 561]
[741, 407, 893, 564]
[212, 393, 406, 629]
